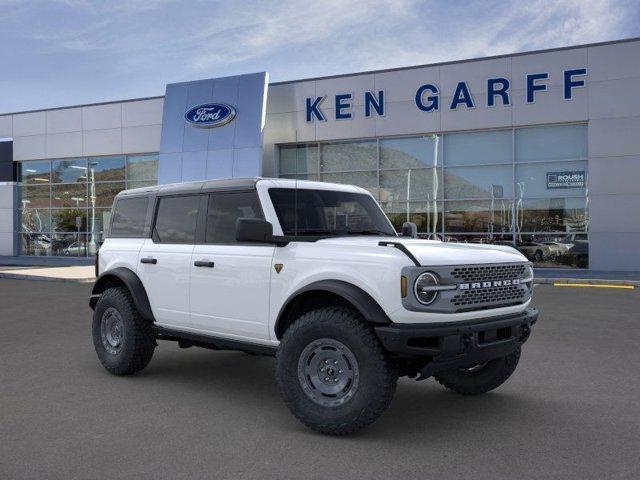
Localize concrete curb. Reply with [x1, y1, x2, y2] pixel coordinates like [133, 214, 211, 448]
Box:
[534, 278, 639, 287]
[0, 272, 95, 284]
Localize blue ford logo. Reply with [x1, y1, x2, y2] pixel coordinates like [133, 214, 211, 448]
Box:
[184, 103, 236, 128]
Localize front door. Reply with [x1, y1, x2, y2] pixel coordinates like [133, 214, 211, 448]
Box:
[189, 191, 274, 341]
[137, 194, 201, 330]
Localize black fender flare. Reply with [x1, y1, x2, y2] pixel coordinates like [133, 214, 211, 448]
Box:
[90, 267, 154, 321]
[275, 280, 391, 338]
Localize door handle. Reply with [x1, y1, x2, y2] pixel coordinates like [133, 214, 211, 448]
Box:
[194, 260, 215, 268]
[140, 257, 157, 264]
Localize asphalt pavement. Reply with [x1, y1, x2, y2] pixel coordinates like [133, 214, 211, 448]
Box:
[1, 279, 639, 480]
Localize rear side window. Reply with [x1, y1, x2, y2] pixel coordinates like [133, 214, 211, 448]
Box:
[205, 191, 263, 244]
[110, 197, 149, 237]
[153, 195, 200, 244]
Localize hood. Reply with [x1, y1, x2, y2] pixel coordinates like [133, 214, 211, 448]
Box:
[316, 236, 528, 266]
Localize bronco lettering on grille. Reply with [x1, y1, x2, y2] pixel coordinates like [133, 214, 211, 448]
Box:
[458, 278, 521, 290]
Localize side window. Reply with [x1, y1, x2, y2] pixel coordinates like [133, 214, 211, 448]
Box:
[111, 197, 149, 237]
[205, 191, 263, 244]
[153, 195, 200, 244]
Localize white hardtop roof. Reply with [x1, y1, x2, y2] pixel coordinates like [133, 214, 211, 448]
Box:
[117, 177, 370, 198]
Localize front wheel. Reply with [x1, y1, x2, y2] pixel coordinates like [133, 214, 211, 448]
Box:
[92, 287, 156, 375]
[276, 307, 397, 435]
[434, 348, 521, 395]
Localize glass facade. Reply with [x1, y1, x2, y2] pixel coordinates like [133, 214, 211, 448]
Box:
[278, 124, 588, 268]
[18, 154, 158, 257]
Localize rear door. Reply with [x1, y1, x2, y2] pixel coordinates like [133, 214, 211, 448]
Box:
[189, 191, 275, 341]
[137, 194, 201, 330]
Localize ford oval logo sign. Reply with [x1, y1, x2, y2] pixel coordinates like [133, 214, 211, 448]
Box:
[184, 103, 236, 128]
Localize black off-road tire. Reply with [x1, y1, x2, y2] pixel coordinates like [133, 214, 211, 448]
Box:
[276, 307, 397, 436]
[434, 347, 521, 395]
[92, 287, 156, 375]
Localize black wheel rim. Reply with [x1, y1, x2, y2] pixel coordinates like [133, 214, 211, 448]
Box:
[101, 307, 124, 355]
[297, 338, 359, 407]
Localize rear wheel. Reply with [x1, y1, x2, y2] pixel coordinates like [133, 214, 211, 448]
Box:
[92, 287, 156, 375]
[276, 307, 397, 435]
[434, 348, 521, 395]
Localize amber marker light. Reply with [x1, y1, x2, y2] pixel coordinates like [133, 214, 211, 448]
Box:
[401, 276, 408, 298]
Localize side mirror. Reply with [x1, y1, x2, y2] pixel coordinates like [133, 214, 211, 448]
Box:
[401, 222, 418, 238]
[236, 218, 274, 243]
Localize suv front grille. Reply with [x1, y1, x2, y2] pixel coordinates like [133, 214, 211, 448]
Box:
[451, 264, 527, 283]
[451, 284, 526, 308]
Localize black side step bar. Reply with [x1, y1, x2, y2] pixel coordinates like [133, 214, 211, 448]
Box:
[378, 241, 421, 266]
[153, 326, 277, 356]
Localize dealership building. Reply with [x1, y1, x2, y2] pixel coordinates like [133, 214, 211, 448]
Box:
[0, 37, 639, 271]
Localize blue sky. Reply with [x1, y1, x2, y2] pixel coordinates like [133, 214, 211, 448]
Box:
[0, 0, 638, 113]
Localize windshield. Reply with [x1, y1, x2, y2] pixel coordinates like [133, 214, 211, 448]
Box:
[268, 188, 396, 237]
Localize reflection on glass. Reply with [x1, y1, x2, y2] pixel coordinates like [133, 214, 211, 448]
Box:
[20, 160, 50, 184]
[126, 181, 157, 190]
[87, 233, 104, 255]
[279, 145, 319, 175]
[515, 233, 588, 269]
[443, 233, 515, 245]
[88, 156, 125, 182]
[515, 197, 588, 233]
[445, 200, 514, 233]
[321, 141, 377, 172]
[279, 173, 319, 181]
[444, 130, 512, 166]
[18, 154, 158, 257]
[382, 202, 442, 235]
[52, 183, 87, 208]
[51, 158, 88, 183]
[21, 185, 50, 209]
[94, 182, 125, 207]
[21, 233, 52, 256]
[380, 168, 441, 203]
[87, 208, 111, 233]
[516, 124, 587, 162]
[52, 209, 87, 232]
[515, 161, 587, 198]
[444, 165, 513, 199]
[20, 209, 51, 233]
[51, 233, 87, 257]
[126, 154, 159, 181]
[321, 171, 378, 199]
[380, 135, 441, 169]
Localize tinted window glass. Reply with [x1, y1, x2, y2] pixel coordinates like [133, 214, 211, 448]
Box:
[154, 195, 200, 244]
[269, 188, 396, 237]
[205, 192, 263, 244]
[111, 197, 149, 237]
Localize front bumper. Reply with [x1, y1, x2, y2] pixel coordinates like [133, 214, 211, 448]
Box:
[375, 308, 538, 379]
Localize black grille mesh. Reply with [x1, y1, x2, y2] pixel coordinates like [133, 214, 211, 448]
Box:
[451, 264, 527, 283]
[451, 285, 526, 308]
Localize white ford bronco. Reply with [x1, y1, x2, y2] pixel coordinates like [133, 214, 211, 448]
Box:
[90, 178, 537, 435]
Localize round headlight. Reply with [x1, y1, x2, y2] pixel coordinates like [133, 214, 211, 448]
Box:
[524, 264, 534, 290]
[414, 272, 439, 305]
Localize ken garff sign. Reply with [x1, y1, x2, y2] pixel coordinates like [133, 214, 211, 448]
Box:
[305, 68, 587, 122]
[185, 103, 237, 128]
[547, 170, 586, 189]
